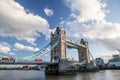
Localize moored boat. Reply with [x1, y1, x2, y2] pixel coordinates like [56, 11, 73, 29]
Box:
[108, 54, 120, 68]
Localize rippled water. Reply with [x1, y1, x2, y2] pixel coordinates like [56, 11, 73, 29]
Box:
[0, 70, 120, 80]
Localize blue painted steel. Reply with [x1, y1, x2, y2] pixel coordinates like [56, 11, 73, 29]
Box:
[21, 40, 60, 61]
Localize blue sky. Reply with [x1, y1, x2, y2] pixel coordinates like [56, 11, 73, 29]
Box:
[0, 0, 120, 61]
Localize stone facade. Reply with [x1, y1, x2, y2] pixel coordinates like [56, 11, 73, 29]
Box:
[51, 27, 66, 62]
[78, 40, 90, 68]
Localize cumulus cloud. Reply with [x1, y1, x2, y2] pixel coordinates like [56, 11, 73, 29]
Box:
[92, 22, 119, 50]
[83, 22, 120, 40]
[0, 42, 15, 55]
[60, 0, 120, 51]
[94, 52, 113, 62]
[0, 42, 11, 53]
[60, 20, 84, 40]
[9, 52, 15, 55]
[14, 43, 40, 52]
[44, 8, 53, 17]
[0, 0, 50, 45]
[61, 20, 120, 50]
[65, 0, 108, 22]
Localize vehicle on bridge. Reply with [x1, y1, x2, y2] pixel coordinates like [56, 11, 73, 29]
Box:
[0, 57, 15, 63]
[35, 59, 43, 62]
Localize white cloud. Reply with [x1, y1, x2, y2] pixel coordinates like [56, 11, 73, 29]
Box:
[0, 0, 50, 45]
[44, 8, 53, 17]
[61, 20, 120, 50]
[59, 0, 120, 51]
[14, 43, 40, 52]
[0, 42, 16, 55]
[74, 33, 80, 39]
[94, 53, 112, 59]
[93, 52, 113, 63]
[0, 42, 11, 53]
[9, 52, 15, 55]
[83, 22, 120, 40]
[65, 0, 108, 22]
[60, 20, 84, 40]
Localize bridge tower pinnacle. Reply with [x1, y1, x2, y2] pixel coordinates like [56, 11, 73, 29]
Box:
[51, 27, 66, 62]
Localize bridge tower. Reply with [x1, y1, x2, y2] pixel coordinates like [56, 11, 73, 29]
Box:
[78, 39, 90, 68]
[51, 27, 66, 62]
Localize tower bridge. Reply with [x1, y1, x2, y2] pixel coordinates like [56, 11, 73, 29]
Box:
[0, 26, 96, 73]
[51, 27, 91, 67]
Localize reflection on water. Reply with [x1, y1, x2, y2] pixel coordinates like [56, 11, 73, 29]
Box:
[0, 70, 120, 80]
[0, 70, 45, 80]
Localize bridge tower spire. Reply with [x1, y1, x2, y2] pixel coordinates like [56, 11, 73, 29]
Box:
[51, 26, 66, 62]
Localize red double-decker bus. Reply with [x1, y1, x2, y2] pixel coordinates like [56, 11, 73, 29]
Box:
[35, 59, 43, 62]
[1, 57, 15, 63]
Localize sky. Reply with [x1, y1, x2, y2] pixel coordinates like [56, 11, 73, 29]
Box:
[0, 0, 120, 61]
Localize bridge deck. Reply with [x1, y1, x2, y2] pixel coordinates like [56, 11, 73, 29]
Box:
[0, 62, 59, 65]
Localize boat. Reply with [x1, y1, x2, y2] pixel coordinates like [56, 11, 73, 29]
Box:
[108, 54, 120, 67]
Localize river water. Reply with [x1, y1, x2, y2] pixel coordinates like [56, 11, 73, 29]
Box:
[0, 70, 120, 80]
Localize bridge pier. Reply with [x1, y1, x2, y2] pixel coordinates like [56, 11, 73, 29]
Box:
[45, 61, 77, 75]
[45, 63, 59, 75]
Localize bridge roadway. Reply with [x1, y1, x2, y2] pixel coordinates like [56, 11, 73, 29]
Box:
[0, 61, 59, 65]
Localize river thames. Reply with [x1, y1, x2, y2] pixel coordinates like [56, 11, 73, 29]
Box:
[0, 70, 120, 80]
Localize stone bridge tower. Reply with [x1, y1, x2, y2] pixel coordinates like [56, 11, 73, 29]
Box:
[78, 39, 90, 68]
[50, 27, 91, 68]
[51, 27, 66, 62]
